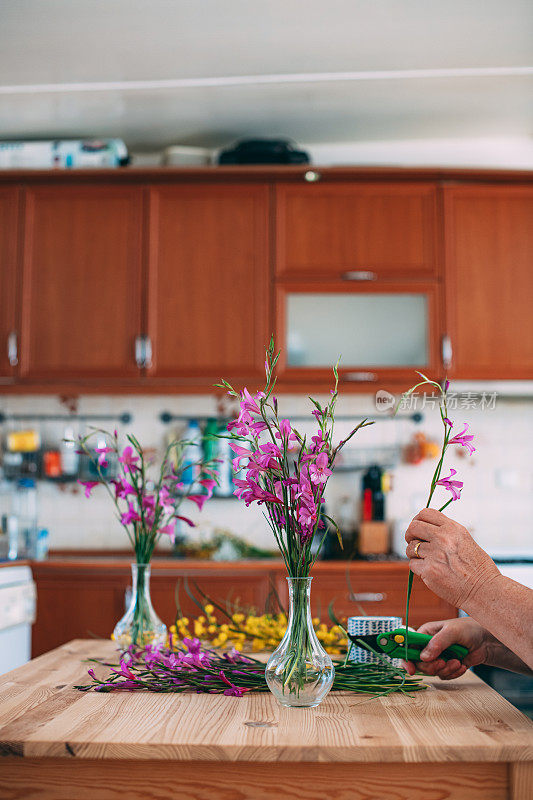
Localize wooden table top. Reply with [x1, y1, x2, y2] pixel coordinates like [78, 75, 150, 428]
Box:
[1, 639, 533, 765]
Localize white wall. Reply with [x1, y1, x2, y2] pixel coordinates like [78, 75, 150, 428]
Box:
[1, 390, 532, 558]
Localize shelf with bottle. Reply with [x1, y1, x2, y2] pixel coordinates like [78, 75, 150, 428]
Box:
[165, 417, 236, 500]
[0, 411, 130, 486]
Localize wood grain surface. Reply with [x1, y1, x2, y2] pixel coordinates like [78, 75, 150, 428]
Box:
[1, 640, 532, 799]
[0, 759, 510, 800]
[1, 639, 532, 765]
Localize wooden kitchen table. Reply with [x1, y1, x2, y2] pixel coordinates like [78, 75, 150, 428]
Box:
[0, 641, 532, 800]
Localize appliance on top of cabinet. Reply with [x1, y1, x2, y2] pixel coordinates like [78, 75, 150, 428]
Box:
[0, 139, 129, 169]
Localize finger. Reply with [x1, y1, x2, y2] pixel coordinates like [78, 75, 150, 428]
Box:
[417, 621, 446, 636]
[419, 627, 461, 661]
[415, 508, 447, 526]
[401, 660, 416, 676]
[413, 659, 446, 676]
[433, 659, 462, 679]
[408, 558, 424, 576]
[439, 665, 468, 681]
[405, 520, 436, 543]
[405, 540, 431, 560]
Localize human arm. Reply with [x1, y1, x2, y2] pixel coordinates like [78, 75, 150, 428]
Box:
[405, 508, 533, 672]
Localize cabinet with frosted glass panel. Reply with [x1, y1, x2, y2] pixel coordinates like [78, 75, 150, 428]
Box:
[275, 282, 442, 389]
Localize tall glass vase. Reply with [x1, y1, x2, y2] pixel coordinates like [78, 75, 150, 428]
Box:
[265, 577, 334, 708]
[113, 563, 167, 651]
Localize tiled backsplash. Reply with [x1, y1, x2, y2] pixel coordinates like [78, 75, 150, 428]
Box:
[1, 392, 532, 558]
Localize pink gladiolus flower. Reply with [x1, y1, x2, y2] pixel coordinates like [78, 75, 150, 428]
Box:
[436, 468, 463, 501]
[309, 452, 332, 485]
[120, 502, 141, 525]
[188, 494, 208, 510]
[142, 494, 155, 511]
[443, 417, 453, 427]
[199, 478, 217, 495]
[79, 480, 99, 498]
[119, 446, 140, 469]
[159, 523, 176, 543]
[448, 423, 476, 456]
[175, 514, 195, 527]
[249, 420, 269, 435]
[158, 486, 175, 515]
[218, 670, 251, 697]
[112, 477, 135, 500]
[275, 419, 298, 443]
[240, 388, 264, 415]
[298, 499, 317, 528]
[94, 445, 114, 467]
[310, 429, 327, 453]
[444, 379, 450, 391]
[227, 415, 253, 436]
[229, 442, 251, 471]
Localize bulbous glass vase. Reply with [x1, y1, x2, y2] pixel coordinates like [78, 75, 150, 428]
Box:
[113, 563, 167, 650]
[265, 577, 334, 708]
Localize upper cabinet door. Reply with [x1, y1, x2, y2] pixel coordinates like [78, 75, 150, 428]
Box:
[275, 182, 438, 280]
[444, 186, 533, 379]
[146, 184, 270, 381]
[0, 187, 20, 379]
[276, 281, 441, 388]
[20, 185, 143, 380]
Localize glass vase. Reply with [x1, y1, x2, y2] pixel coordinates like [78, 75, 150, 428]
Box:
[113, 563, 167, 651]
[265, 577, 334, 708]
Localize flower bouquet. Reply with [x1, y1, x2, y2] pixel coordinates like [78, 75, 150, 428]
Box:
[218, 339, 373, 707]
[78, 429, 216, 649]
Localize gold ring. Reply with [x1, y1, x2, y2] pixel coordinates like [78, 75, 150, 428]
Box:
[414, 540, 423, 558]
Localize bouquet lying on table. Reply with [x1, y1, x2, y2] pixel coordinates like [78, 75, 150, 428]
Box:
[76, 636, 426, 697]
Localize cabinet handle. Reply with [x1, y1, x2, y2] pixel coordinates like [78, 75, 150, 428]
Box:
[343, 371, 378, 382]
[442, 335, 453, 370]
[143, 336, 153, 369]
[304, 170, 321, 183]
[7, 332, 18, 366]
[134, 336, 145, 368]
[342, 270, 377, 282]
[349, 592, 386, 602]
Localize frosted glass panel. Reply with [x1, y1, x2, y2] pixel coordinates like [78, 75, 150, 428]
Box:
[286, 293, 428, 367]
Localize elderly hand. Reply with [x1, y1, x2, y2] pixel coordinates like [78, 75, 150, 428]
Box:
[402, 617, 496, 680]
[405, 508, 500, 608]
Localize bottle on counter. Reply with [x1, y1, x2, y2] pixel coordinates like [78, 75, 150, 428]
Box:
[60, 425, 79, 478]
[181, 419, 201, 485]
[12, 478, 38, 559]
[213, 420, 236, 497]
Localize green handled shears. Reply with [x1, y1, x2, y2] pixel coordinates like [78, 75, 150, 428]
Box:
[348, 627, 469, 662]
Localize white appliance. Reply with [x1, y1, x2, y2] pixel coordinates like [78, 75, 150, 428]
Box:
[0, 565, 36, 674]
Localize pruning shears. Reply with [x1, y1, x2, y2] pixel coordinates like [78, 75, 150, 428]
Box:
[348, 627, 469, 663]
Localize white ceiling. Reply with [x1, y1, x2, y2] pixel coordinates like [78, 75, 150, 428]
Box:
[0, 0, 532, 150]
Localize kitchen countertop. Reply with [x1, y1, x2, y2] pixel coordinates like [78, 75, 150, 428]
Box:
[1, 639, 532, 800]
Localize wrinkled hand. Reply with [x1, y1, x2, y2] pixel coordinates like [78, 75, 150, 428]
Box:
[405, 508, 500, 608]
[402, 617, 496, 680]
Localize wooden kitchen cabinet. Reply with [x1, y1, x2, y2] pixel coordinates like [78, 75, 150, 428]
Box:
[275, 182, 438, 281]
[31, 559, 455, 657]
[444, 185, 533, 379]
[0, 187, 20, 379]
[145, 183, 270, 383]
[19, 184, 144, 381]
[275, 281, 441, 387]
